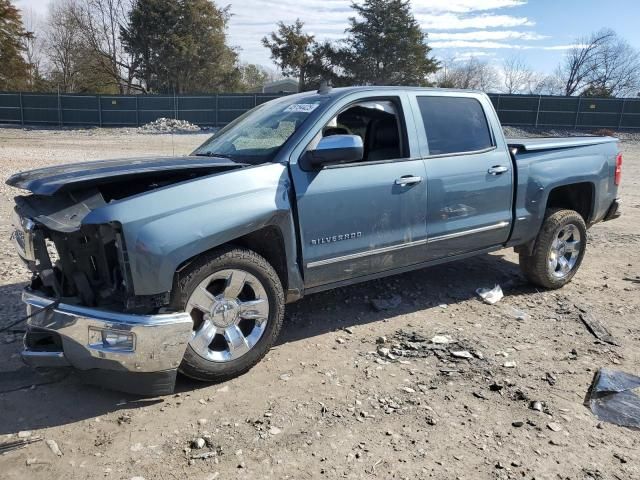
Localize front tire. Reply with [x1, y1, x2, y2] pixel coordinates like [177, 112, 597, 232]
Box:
[172, 247, 285, 382]
[519, 209, 587, 289]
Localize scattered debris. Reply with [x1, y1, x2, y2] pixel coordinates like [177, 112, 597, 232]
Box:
[450, 350, 473, 360]
[505, 306, 529, 321]
[503, 361, 517, 368]
[545, 372, 558, 386]
[585, 368, 640, 429]
[0, 436, 43, 454]
[547, 422, 563, 432]
[431, 335, 453, 345]
[530, 401, 543, 412]
[579, 312, 618, 345]
[371, 294, 402, 311]
[268, 426, 282, 436]
[46, 439, 63, 457]
[191, 438, 206, 449]
[476, 285, 504, 305]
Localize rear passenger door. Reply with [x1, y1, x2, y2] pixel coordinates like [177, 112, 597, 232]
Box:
[412, 94, 513, 260]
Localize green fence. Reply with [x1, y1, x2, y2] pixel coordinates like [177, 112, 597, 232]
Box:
[1, 91, 639, 129]
[0, 92, 284, 128]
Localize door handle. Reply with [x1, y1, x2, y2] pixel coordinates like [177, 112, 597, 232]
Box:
[488, 165, 509, 175]
[395, 175, 423, 186]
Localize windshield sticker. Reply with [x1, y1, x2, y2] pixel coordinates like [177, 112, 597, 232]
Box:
[283, 103, 319, 113]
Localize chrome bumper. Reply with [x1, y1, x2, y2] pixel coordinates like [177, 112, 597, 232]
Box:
[21, 289, 192, 391]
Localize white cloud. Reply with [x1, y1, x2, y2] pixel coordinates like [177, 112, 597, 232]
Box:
[416, 13, 534, 30]
[431, 40, 576, 50]
[411, 0, 526, 13]
[430, 30, 546, 41]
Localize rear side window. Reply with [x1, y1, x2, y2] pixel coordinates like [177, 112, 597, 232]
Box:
[417, 96, 493, 155]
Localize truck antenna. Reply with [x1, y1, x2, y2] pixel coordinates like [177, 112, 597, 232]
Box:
[317, 80, 332, 94]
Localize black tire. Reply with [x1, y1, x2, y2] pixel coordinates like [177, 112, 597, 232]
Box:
[519, 209, 587, 289]
[172, 246, 285, 382]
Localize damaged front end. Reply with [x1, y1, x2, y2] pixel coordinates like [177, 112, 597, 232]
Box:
[13, 189, 166, 313]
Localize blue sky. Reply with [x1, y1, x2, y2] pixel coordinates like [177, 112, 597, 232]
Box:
[15, 0, 640, 74]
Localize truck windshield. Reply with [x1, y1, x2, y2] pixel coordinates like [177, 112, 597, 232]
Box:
[192, 95, 330, 164]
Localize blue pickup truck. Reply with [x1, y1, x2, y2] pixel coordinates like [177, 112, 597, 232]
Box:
[8, 86, 622, 394]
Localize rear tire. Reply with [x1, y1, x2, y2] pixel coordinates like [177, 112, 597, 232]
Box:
[172, 246, 285, 383]
[519, 209, 587, 289]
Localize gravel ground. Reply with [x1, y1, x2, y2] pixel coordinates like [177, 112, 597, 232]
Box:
[0, 127, 639, 480]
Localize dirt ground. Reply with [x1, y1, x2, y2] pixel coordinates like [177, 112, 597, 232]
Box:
[0, 127, 638, 480]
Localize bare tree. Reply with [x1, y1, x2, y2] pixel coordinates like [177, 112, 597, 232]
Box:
[502, 55, 534, 94]
[22, 8, 46, 90]
[586, 35, 640, 97]
[558, 29, 614, 96]
[46, 0, 82, 92]
[435, 56, 499, 92]
[70, 0, 139, 93]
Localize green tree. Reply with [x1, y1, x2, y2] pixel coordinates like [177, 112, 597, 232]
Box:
[122, 0, 240, 93]
[238, 63, 270, 92]
[0, 0, 32, 90]
[262, 19, 317, 91]
[339, 0, 438, 86]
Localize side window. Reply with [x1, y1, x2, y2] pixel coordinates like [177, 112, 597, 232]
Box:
[417, 96, 493, 155]
[319, 99, 407, 163]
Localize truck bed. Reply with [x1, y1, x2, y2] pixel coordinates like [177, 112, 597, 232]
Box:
[507, 136, 618, 152]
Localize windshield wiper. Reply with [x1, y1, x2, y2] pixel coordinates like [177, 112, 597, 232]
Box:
[193, 152, 234, 159]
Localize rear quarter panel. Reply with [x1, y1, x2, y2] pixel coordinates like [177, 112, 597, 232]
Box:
[508, 141, 620, 246]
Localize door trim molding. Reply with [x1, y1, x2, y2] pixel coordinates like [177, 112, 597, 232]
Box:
[426, 221, 510, 243]
[306, 238, 427, 269]
[305, 221, 510, 269]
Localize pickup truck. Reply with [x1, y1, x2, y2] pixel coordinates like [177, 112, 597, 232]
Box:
[7, 86, 622, 395]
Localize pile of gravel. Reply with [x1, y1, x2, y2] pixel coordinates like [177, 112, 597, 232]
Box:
[138, 117, 202, 134]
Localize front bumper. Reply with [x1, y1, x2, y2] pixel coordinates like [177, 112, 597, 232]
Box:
[20, 289, 192, 395]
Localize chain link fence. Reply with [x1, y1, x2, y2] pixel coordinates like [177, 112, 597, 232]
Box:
[0, 91, 639, 129]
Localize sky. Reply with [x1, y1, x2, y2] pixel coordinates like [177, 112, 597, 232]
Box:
[14, 0, 640, 75]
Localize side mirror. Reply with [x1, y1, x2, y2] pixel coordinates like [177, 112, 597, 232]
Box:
[303, 134, 364, 169]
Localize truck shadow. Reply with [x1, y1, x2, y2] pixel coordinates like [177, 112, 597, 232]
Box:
[0, 252, 533, 433]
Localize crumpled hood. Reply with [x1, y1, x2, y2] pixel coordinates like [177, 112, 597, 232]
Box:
[6, 155, 243, 196]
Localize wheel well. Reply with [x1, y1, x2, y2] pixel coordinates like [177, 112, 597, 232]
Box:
[546, 183, 594, 223]
[231, 226, 288, 291]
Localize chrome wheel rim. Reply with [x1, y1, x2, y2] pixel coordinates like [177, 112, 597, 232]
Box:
[186, 269, 269, 363]
[548, 223, 582, 279]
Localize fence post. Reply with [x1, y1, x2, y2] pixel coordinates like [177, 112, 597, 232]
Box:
[496, 94, 501, 113]
[215, 94, 219, 127]
[254, 93, 257, 108]
[97, 95, 102, 127]
[573, 96, 582, 129]
[534, 95, 542, 127]
[19, 92, 24, 126]
[57, 89, 62, 127]
[618, 98, 626, 129]
[135, 95, 139, 127]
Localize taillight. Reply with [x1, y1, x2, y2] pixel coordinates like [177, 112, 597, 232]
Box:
[614, 153, 622, 186]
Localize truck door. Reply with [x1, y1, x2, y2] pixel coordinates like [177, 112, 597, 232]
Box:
[289, 95, 427, 289]
[412, 94, 513, 259]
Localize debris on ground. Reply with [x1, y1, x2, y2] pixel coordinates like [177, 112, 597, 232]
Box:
[585, 368, 640, 429]
[579, 312, 618, 345]
[45, 439, 63, 457]
[0, 436, 43, 454]
[476, 285, 504, 304]
[138, 118, 201, 134]
[370, 294, 402, 311]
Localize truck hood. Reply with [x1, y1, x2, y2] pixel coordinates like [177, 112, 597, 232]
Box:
[6, 155, 244, 196]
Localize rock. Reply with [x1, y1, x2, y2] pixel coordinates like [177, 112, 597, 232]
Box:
[336, 337, 346, 345]
[503, 361, 517, 368]
[17, 431, 32, 438]
[344, 327, 354, 334]
[431, 335, 453, 345]
[269, 427, 282, 436]
[197, 419, 208, 426]
[613, 453, 629, 464]
[378, 347, 391, 357]
[376, 336, 387, 344]
[489, 383, 504, 392]
[512, 421, 525, 428]
[192, 438, 206, 449]
[217, 385, 229, 393]
[530, 401, 543, 412]
[138, 118, 201, 134]
[46, 439, 63, 457]
[131, 477, 146, 480]
[547, 422, 563, 432]
[450, 350, 473, 359]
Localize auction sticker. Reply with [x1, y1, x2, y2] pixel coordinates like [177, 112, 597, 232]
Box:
[283, 103, 320, 113]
